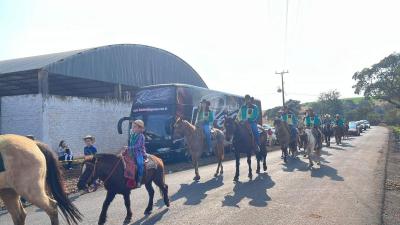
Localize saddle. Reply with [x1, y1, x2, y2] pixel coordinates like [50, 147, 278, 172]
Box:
[122, 153, 157, 189]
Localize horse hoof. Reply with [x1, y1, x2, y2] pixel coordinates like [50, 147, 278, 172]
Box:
[256, 169, 260, 174]
[193, 176, 200, 181]
[248, 174, 253, 180]
[144, 210, 152, 215]
[309, 163, 314, 168]
[214, 173, 218, 177]
[263, 166, 267, 171]
[123, 218, 132, 224]
[233, 177, 239, 182]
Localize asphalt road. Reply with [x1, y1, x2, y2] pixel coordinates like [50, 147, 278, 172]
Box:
[0, 126, 389, 225]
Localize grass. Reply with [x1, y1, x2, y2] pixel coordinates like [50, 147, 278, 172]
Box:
[392, 126, 400, 136]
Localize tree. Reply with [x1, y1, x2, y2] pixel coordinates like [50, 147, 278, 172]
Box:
[285, 99, 301, 115]
[353, 53, 400, 108]
[314, 90, 343, 116]
[264, 99, 301, 121]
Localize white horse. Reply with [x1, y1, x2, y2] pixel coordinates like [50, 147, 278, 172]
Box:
[304, 128, 321, 167]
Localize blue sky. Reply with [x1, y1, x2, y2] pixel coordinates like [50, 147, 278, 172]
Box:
[1, 0, 400, 109]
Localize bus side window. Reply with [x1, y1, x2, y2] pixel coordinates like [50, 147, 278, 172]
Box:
[191, 107, 199, 124]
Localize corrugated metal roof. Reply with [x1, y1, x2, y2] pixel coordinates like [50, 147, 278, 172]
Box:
[0, 44, 207, 88]
[0, 49, 87, 74]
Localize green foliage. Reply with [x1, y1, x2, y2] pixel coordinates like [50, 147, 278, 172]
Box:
[353, 53, 400, 108]
[264, 99, 301, 120]
[312, 90, 344, 116]
[392, 126, 400, 136]
[383, 109, 400, 125]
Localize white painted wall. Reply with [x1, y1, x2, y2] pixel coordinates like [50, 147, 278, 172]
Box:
[0, 94, 44, 139]
[0, 94, 131, 157]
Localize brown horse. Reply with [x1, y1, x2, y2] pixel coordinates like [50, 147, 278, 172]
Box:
[77, 153, 169, 225]
[224, 118, 256, 181]
[173, 118, 225, 181]
[0, 134, 82, 225]
[273, 119, 291, 162]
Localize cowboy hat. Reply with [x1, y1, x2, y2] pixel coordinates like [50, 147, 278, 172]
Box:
[83, 135, 95, 142]
[133, 119, 145, 128]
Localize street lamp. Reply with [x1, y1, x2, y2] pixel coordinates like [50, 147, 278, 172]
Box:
[275, 70, 289, 107]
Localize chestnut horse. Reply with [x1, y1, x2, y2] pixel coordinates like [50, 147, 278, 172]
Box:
[173, 118, 225, 181]
[0, 134, 82, 225]
[77, 153, 169, 225]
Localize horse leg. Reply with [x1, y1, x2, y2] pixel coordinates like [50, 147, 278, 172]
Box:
[256, 150, 261, 174]
[98, 191, 116, 225]
[144, 183, 155, 215]
[20, 187, 58, 225]
[263, 152, 267, 171]
[153, 171, 170, 207]
[247, 154, 252, 180]
[0, 189, 26, 225]
[307, 147, 313, 167]
[233, 151, 240, 182]
[122, 192, 132, 224]
[192, 155, 200, 181]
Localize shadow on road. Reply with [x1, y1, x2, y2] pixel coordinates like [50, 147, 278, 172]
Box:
[222, 173, 275, 208]
[310, 164, 344, 181]
[282, 157, 309, 172]
[130, 208, 169, 225]
[156, 176, 224, 207]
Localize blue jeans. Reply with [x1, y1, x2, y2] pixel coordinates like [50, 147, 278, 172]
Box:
[289, 125, 297, 142]
[202, 124, 212, 150]
[136, 153, 144, 183]
[250, 122, 260, 145]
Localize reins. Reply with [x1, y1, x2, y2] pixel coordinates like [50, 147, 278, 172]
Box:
[103, 158, 122, 185]
[85, 156, 122, 186]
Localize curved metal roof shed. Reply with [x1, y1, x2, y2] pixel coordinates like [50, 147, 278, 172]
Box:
[0, 44, 207, 98]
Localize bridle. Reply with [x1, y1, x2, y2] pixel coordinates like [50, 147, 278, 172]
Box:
[83, 157, 122, 186]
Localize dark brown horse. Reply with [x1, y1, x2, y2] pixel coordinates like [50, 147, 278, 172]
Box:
[224, 118, 257, 181]
[257, 129, 268, 173]
[77, 154, 169, 225]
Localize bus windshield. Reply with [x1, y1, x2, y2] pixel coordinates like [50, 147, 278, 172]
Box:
[134, 114, 175, 140]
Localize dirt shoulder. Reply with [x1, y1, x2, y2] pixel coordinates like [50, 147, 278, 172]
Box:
[382, 129, 400, 225]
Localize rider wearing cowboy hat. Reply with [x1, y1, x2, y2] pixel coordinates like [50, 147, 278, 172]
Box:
[304, 108, 323, 149]
[196, 99, 214, 155]
[280, 106, 298, 142]
[237, 94, 260, 151]
[335, 114, 345, 127]
[127, 119, 147, 187]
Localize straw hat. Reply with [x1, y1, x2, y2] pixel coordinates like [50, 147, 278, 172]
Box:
[83, 135, 95, 142]
[133, 119, 145, 128]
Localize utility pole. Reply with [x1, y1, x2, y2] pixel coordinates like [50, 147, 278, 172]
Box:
[276, 70, 289, 107]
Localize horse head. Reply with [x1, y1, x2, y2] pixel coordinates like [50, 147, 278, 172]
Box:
[223, 117, 237, 141]
[77, 156, 97, 190]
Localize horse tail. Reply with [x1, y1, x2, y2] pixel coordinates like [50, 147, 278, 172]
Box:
[35, 142, 83, 225]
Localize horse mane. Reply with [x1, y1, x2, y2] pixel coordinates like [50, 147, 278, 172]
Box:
[95, 153, 121, 161]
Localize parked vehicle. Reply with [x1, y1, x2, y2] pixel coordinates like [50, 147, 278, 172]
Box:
[348, 121, 361, 136]
[361, 120, 370, 129]
[118, 83, 262, 161]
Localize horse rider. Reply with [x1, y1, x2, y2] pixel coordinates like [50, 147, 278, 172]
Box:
[280, 106, 298, 143]
[335, 114, 345, 128]
[237, 94, 260, 151]
[196, 99, 214, 155]
[304, 108, 323, 149]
